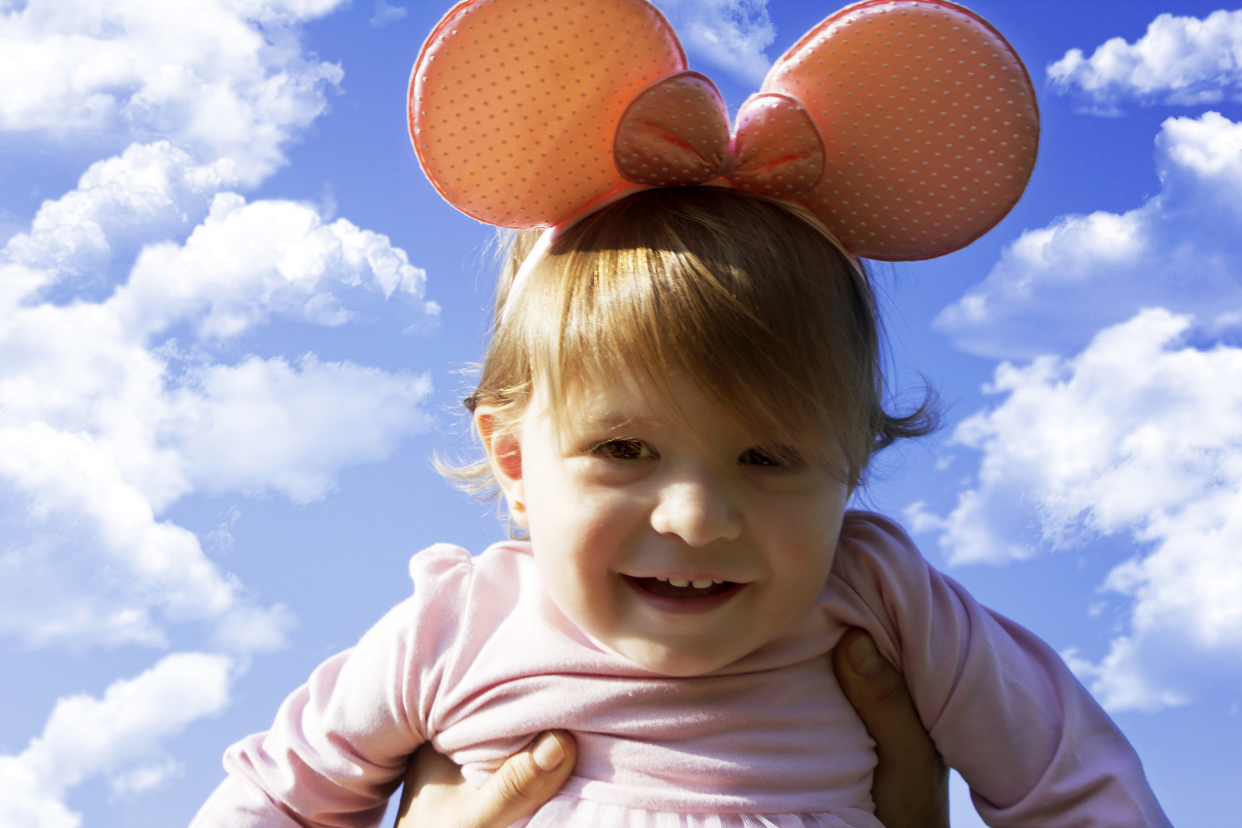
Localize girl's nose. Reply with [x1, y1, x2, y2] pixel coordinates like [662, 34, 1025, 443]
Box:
[650, 475, 742, 546]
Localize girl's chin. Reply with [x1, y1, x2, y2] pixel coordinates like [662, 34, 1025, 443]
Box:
[601, 627, 757, 677]
[612, 643, 734, 677]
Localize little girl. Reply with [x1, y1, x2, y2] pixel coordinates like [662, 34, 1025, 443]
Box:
[193, 1, 1171, 826]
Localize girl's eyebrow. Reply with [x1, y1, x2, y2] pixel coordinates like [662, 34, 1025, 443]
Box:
[581, 413, 659, 431]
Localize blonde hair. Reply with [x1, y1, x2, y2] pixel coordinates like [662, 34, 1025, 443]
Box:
[447, 187, 935, 495]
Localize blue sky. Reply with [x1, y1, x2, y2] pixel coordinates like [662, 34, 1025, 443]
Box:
[1, 1, 1239, 826]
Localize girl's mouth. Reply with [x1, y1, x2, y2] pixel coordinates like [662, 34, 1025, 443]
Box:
[622, 575, 743, 614]
[633, 577, 734, 598]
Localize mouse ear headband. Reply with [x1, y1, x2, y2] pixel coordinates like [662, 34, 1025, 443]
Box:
[409, 0, 1038, 265]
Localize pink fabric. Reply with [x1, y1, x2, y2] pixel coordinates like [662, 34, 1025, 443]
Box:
[190, 512, 1169, 827]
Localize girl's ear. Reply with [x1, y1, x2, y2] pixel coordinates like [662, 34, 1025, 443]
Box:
[474, 405, 528, 527]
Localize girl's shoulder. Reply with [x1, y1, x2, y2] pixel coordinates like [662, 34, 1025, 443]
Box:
[405, 539, 540, 610]
[407, 538, 534, 576]
[828, 511, 942, 623]
[825, 510, 958, 675]
[836, 510, 926, 572]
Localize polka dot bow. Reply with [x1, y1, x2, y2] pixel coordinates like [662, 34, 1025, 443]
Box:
[409, 0, 1039, 261]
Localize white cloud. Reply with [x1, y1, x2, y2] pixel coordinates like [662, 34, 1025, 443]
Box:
[935, 111, 1242, 360]
[170, 354, 433, 503]
[1049, 10, 1242, 113]
[0, 167, 435, 649]
[0, 422, 233, 649]
[0, 0, 439, 656]
[653, 0, 774, 86]
[1, 155, 438, 480]
[0, 422, 300, 652]
[108, 757, 183, 796]
[370, 1, 406, 28]
[203, 505, 241, 555]
[911, 309, 1242, 710]
[0, 0, 346, 185]
[0, 652, 231, 828]
[1, 141, 235, 304]
[110, 192, 437, 341]
[0, 0, 443, 820]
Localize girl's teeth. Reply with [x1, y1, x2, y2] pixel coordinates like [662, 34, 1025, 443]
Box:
[650, 576, 725, 588]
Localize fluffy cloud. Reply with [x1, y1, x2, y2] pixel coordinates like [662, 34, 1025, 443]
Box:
[169, 354, 433, 504]
[0, 0, 346, 184]
[908, 309, 1242, 710]
[0, 423, 238, 649]
[0, 159, 436, 649]
[0, 420, 299, 653]
[111, 191, 437, 341]
[935, 111, 1242, 360]
[2, 141, 235, 304]
[370, 1, 407, 28]
[654, 0, 774, 86]
[0, 652, 232, 828]
[1048, 10, 1242, 113]
[0, 0, 442, 821]
[0, 145, 432, 815]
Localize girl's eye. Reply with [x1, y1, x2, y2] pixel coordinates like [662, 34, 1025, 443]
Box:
[740, 446, 804, 468]
[590, 438, 652, 461]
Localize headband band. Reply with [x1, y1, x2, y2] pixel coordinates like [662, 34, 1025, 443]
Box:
[409, 0, 1039, 272]
[501, 184, 862, 324]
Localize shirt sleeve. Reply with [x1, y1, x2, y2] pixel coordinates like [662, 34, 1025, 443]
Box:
[827, 512, 1171, 828]
[189, 545, 474, 828]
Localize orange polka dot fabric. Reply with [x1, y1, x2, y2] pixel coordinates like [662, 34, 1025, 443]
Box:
[615, 72, 730, 188]
[408, 0, 1039, 260]
[765, 0, 1039, 260]
[731, 94, 825, 199]
[409, 0, 684, 229]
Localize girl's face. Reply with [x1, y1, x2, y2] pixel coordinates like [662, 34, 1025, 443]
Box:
[477, 377, 848, 677]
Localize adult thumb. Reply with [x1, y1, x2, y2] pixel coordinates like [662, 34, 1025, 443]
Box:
[473, 731, 578, 826]
[395, 731, 576, 828]
[832, 628, 949, 828]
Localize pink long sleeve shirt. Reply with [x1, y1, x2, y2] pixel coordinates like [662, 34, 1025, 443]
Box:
[191, 512, 1170, 827]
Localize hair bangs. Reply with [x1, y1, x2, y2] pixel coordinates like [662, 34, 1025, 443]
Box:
[449, 187, 937, 500]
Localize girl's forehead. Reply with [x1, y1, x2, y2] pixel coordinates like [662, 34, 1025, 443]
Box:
[540, 369, 707, 415]
[537, 374, 810, 448]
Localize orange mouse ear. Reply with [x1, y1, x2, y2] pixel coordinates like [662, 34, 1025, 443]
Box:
[409, 0, 686, 229]
[763, 0, 1040, 261]
[410, 0, 1039, 263]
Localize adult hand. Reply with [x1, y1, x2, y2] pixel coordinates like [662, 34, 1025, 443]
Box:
[395, 630, 949, 828]
[832, 628, 950, 828]
[394, 730, 576, 828]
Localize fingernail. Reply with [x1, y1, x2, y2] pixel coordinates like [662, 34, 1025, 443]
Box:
[532, 732, 565, 772]
[848, 633, 883, 678]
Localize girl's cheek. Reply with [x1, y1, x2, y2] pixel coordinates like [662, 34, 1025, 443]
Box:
[572, 459, 652, 488]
